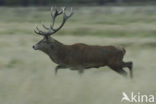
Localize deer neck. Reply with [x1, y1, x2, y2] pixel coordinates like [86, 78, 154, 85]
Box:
[45, 39, 67, 64]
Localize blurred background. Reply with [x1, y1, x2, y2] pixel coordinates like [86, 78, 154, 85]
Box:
[1, 0, 156, 6]
[0, 0, 156, 104]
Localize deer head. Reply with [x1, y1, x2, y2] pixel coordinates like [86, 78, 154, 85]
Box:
[33, 7, 73, 53]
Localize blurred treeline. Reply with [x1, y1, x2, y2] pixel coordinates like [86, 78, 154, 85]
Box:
[0, 0, 156, 6]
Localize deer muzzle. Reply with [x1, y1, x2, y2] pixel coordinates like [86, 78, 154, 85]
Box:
[32, 45, 38, 50]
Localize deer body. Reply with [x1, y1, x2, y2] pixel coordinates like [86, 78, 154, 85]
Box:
[63, 44, 124, 68]
[33, 7, 133, 78]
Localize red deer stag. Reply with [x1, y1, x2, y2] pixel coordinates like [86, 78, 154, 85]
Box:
[33, 7, 133, 78]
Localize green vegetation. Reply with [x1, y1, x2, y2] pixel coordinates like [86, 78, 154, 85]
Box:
[0, 6, 156, 37]
[1, 0, 156, 6]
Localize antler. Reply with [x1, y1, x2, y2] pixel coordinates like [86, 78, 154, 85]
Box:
[34, 7, 73, 36]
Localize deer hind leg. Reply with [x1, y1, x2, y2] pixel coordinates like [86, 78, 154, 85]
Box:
[109, 66, 128, 78]
[122, 61, 133, 79]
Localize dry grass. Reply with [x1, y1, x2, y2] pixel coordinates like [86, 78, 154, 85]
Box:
[1, 6, 156, 37]
[0, 6, 156, 104]
[0, 34, 156, 104]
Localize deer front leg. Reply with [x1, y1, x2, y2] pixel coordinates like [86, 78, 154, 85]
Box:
[55, 65, 65, 75]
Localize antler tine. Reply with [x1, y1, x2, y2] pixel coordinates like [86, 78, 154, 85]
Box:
[42, 24, 49, 30]
[42, 7, 63, 32]
[50, 7, 64, 31]
[35, 27, 50, 36]
[34, 29, 39, 35]
[34, 7, 73, 37]
[57, 8, 63, 15]
[50, 7, 56, 30]
[48, 7, 74, 33]
[34, 26, 49, 36]
[63, 7, 74, 20]
[40, 7, 57, 31]
[34, 26, 42, 35]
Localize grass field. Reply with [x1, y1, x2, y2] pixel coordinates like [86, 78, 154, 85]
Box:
[0, 6, 156, 104]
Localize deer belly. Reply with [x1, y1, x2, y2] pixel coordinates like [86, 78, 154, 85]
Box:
[69, 54, 107, 67]
[83, 56, 107, 67]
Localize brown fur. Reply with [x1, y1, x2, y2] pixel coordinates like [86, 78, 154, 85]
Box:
[33, 37, 133, 78]
[33, 7, 133, 78]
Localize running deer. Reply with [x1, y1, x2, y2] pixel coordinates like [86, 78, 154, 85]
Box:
[33, 7, 133, 78]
